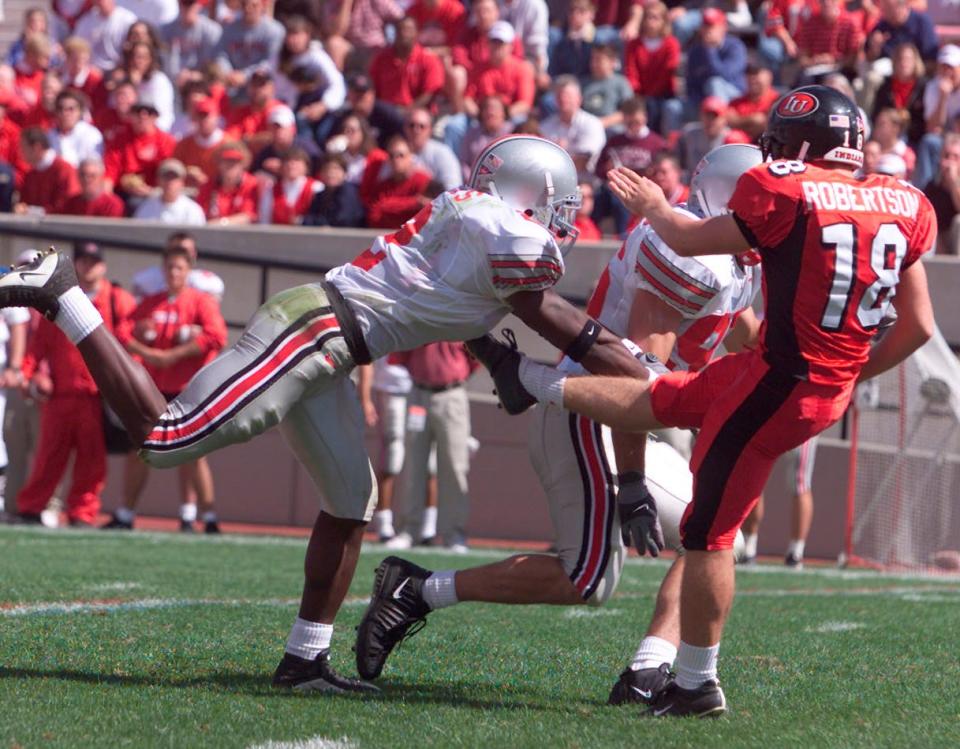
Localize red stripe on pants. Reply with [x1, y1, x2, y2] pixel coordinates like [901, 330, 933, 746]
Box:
[573, 415, 610, 594]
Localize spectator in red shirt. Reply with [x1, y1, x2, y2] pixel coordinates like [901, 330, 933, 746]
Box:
[259, 146, 323, 224]
[0, 64, 31, 125]
[224, 68, 282, 154]
[872, 41, 928, 145]
[623, 1, 682, 134]
[94, 78, 137, 149]
[363, 133, 434, 228]
[14, 243, 136, 527]
[105, 100, 176, 206]
[22, 71, 61, 130]
[14, 34, 51, 111]
[119, 243, 228, 533]
[0, 103, 30, 191]
[173, 96, 225, 189]
[464, 21, 535, 120]
[61, 156, 126, 216]
[15, 126, 80, 215]
[407, 0, 467, 51]
[574, 181, 602, 241]
[61, 36, 103, 108]
[450, 0, 523, 77]
[727, 63, 780, 141]
[198, 141, 260, 224]
[795, 0, 863, 78]
[368, 16, 445, 114]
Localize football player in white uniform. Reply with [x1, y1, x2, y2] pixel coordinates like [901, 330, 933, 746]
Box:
[0, 135, 654, 693]
[353, 145, 764, 690]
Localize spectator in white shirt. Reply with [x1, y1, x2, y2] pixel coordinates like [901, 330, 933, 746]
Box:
[47, 90, 103, 167]
[122, 41, 176, 132]
[276, 16, 345, 115]
[499, 0, 550, 84]
[403, 107, 462, 191]
[539, 75, 606, 179]
[134, 158, 207, 225]
[118, 0, 179, 28]
[74, 0, 137, 72]
[915, 44, 960, 188]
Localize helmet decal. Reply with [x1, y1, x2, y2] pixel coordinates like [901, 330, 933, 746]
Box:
[828, 114, 849, 128]
[776, 92, 819, 118]
[477, 151, 504, 176]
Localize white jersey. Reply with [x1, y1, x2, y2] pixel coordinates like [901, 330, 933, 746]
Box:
[131, 266, 226, 303]
[571, 206, 760, 373]
[326, 189, 563, 359]
[0, 307, 30, 370]
[372, 357, 412, 395]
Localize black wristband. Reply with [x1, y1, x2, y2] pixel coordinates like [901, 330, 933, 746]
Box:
[617, 470, 645, 485]
[563, 319, 602, 362]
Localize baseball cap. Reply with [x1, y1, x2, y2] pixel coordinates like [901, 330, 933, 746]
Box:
[489, 20, 515, 44]
[220, 146, 245, 161]
[193, 96, 217, 117]
[157, 158, 186, 179]
[938, 44, 960, 68]
[249, 67, 272, 85]
[132, 101, 160, 115]
[267, 105, 296, 128]
[702, 7, 727, 26]
[74, 241, 104, 262]
[875, 153, 907, 177]
[347, 73, 373, 93]
[701, 96, 727, 115]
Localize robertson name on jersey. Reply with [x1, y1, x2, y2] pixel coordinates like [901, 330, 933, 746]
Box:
[729, 160, 937, 387]
[569, 206, 760, 374]
[326, 189, 564, 358]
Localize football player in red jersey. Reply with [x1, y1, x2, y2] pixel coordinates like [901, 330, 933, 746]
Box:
[475, 85, 937, 716]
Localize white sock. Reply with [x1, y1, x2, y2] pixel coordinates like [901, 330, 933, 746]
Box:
[674, 641, 719, 690]
[115, 506, 135, 523]
[787, 539, 805, 559]
[420, 506, 437, 539]
[422, 570, 458, 610]
[743, 532, 758, 559]
[55, 286, 104, 344]
[285, 617, 333, 660]
[180, 503, 197, 522]
[631, 636, 678, 671]
[202, 511, 218, 523]
[374, 509, 394, 537]
[518, 358, 566, 406]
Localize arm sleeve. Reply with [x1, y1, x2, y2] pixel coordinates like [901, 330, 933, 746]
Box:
[632, 229, 722, 317]
[481, 223, 565, 300]
[727, 165, 802, 249]
[903, 194, 938, 269]
[317, 48, 346, 110]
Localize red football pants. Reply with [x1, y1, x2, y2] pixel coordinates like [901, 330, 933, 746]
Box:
[16, 395, 106, 524]
[649, 351, 851, 550]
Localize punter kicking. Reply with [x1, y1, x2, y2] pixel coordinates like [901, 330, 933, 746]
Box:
[353, 145, 763, 700]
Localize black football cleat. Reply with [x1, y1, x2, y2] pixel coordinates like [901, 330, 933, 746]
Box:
[784, 552, 804, 569]
[355, 556, 432, 680]
[204, 519, 222, 534]
[608, 663, 673, 706]
[464, 329, 536, 415]
[272, 649, 379, 694]
[101, 513, 133, 530]
[0, 248, 79, 320]
[646, 678, 727, 718]
[179, 519, 195, 533]
[4, 512, 43, 525]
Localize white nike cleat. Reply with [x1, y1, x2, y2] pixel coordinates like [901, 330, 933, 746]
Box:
[384, 531, 413, 550]
[0, 247, 79, 320]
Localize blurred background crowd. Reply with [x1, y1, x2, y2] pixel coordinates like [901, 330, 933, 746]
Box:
[0, 0, 954, 245]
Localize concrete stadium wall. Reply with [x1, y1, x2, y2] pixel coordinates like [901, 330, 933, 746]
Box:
[1, 215, 957, 559]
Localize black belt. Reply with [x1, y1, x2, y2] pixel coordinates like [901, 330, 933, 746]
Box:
[322, 280, 372, 366]
[414, 380, 466, 393]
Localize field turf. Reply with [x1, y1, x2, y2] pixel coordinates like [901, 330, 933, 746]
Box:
[2, 525, 960, 749]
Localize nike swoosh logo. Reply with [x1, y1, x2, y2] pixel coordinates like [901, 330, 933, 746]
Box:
[630, 686, 653, 699]
[392, 577, 410, 600]
[653, 703, 674, 716]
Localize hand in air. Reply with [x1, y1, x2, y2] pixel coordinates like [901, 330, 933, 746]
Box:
[607, 167, 666, 218]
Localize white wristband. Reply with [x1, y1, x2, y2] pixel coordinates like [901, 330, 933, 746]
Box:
[56, 286, 104, 344]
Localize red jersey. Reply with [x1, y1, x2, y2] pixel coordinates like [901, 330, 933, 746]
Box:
[624, 35, 681, 98]
[467, 56, 536, 108]
[21, 156, 80, 213]
[61, 191, 126, 217]
[450, 27, 524, 75]
[368, 44, 445, 107]
[0, 117, 30, 188]
[14, 67, 44, 109]
[574, 215, 602, 241]
[105, 128, 176, 185]
[224, 99, 282, 141]
[197, 172, 259, 221]
[365, 169, 432, 228]
[132, 286, 227, 394]
[407, 0, 467, 48]
[728, 88, 780, 118]
[21, 104, 54, 130]
[270, 177, 319, 225]
[22, 281, 135, 396]
[729, 161, 936, 387]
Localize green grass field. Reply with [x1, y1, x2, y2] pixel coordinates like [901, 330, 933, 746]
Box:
[2, 525, 960, 749]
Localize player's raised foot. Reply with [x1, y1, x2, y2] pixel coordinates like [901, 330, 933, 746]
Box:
[784, 552, 804, 569]
[272, 650, 380, 694]
[0, 248, 78, 320]
[101, 513, 133, 530]
[646, 679, 727, 718]
[464, 329, 536, 415]
[608, 663, 673, 706]
[355, 556, 432, 680]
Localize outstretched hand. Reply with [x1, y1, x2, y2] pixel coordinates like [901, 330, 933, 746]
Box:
[606, 167, 668, 218]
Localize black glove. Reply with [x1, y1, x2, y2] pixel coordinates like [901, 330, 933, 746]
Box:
[617, 471, 664, 557]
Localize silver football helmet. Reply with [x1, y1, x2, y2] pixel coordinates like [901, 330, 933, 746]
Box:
[687, 143, 764, 218]
[468, 135, 582, 255]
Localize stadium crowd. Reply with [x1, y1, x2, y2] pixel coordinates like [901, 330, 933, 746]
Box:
[0, 0, 958, 533]
[0, 0, 954, 243]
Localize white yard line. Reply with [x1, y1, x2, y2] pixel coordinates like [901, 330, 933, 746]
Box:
[805, 621, 866, 633]
[0, 596, 370, 618]
[247, 738, 357, 749]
